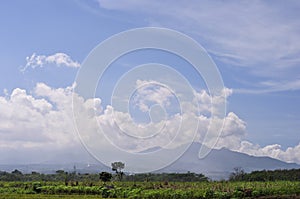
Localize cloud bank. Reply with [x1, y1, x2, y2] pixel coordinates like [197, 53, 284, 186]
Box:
[0, 82, 300, 164]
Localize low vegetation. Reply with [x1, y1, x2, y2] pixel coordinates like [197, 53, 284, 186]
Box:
[229, 167, 300, 181]
[0, 165, 299, 198]
[0, 180, 299, 198]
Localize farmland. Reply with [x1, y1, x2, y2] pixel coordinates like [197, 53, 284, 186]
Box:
[0, 181, 299, 199]
[1, 169, 299, 198]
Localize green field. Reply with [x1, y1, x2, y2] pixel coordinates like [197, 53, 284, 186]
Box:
[0, 194, 105, 199]
[0, 181, 299, 199]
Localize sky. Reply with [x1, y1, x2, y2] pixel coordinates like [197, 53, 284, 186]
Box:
[0, 0, 300, 170]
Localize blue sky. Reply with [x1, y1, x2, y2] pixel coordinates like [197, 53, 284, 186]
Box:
[0, 0, 300, 167]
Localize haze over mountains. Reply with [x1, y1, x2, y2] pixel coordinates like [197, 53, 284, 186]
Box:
[0, 142, 298, 180]
[159, 143, 299, 179]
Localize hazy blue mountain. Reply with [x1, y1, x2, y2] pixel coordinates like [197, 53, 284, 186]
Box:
[159, 142, 300, 180]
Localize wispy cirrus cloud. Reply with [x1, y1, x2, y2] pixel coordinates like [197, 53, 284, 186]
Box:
[234, 79, 300, 94]
[98, 0, 300, 70]
[21, 52, 80, 72]
[97, 0, 300, 91]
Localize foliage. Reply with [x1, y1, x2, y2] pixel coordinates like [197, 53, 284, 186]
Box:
[111, 161, 125, 181]
[229, 167, 245, 181]
[99, 172, 112, 182]
[229, 168, 300, 181]
[1, 168, 300, 198]
[124, 172, 208, 182]
[0, 169, 208, 183]
[0, 181, 299, 198]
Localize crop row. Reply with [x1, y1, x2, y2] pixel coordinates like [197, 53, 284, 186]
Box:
[0, 181, 299, 199]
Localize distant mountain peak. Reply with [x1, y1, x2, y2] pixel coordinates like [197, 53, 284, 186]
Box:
[157, 142, 300, 180]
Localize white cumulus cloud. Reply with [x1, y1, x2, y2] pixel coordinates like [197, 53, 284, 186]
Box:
[237, 141, 300, 164]
[0, 82, 299, 164]
[21, 52, 80, 72]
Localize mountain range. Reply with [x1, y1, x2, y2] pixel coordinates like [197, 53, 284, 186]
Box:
[159, 142, 299, 179]
[0, 142, 298, 180]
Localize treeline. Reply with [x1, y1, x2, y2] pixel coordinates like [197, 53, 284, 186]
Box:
[0, 169, 208, 182]
[0, 169, 98, 183]
[230, 168, 300, 181]
[2, 168, 300, 182]
[124, 172, 208, 182]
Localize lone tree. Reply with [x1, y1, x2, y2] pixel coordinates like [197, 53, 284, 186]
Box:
[111, 162, 125, 181]
[229, 167, 245, 181]
[99, 172, 112, 182]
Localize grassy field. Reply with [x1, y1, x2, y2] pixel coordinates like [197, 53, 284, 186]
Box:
[0, 181, 299, 198]
[0, 194, 105, 199]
